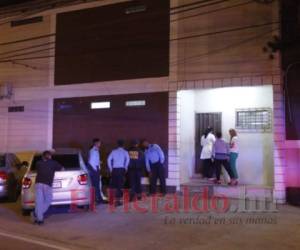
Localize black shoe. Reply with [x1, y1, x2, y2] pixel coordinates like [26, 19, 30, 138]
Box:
[129, 195, 136, 202]
[30, 211, 37, 224]
[37, 220, 44, 225]
[115, 201, 123, 207]
[96, 200, 109, 205]
[100, 200, 109, 204]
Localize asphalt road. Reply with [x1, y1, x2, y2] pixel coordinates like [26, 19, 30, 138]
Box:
[0, 234, 66, 250]
[0, 197, 300, 250]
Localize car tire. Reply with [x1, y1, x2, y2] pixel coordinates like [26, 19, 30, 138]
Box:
[7, 189, 18, 202]
[22, 209, 32, 216]
[77, 205, 90, 211]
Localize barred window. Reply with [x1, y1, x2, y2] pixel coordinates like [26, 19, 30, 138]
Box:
[236, 108, 272, 132]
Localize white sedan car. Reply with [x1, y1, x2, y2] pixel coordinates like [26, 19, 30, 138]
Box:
[21, 149, 92, 215]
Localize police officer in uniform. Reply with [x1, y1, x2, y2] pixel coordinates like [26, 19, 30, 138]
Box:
[88, 138, 107, 204]
[128, 140, 144, 201]
[107, 139, 130, 206]
[142, 139, 166, 195]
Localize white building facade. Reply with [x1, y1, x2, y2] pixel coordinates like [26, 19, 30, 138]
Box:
[0, 0, 289, 203]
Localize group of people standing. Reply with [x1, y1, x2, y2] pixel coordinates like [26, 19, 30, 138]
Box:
[88, 138, 166, 207]
[200, 128, 239, 185]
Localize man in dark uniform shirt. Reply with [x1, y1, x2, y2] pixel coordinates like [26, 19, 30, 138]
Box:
[31, 151, 63, 225]
[128, 140, 144, 201]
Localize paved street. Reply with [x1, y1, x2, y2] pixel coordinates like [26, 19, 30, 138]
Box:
[0, 197, 300, 250]
[0, 235, 61, 250]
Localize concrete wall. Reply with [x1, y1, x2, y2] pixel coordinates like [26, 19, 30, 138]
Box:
[170, 0, 280, 82]
[0, 99, 51, 152]
[179, 86, 274, 186]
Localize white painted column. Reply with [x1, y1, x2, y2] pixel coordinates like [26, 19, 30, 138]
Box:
[272, 75, 286, 203]
[167, 84, 180, 190]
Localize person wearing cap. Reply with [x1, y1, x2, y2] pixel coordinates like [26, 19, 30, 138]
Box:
[107, 139, 130, 206]
[128, 140, 144, 200]
[142, 139, 166, 195]
[31, 151, 63, 225]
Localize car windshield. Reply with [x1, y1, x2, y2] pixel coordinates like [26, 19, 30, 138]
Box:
[30, 154, 80, 171]
[0, 155, 5, 168]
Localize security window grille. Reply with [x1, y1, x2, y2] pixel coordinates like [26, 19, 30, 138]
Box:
[236, 108, 272, 132]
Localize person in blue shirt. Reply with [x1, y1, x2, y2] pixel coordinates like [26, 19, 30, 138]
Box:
[142, 139, 166, 195]
[128, 139, 144, 201]
[107, 139, 130, 206]
[212, 132, 234, 185]
[88, 138, 107, 204]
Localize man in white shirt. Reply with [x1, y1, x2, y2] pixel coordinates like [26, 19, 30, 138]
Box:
[107, 139, 130, 206]
[200, 127, 216, 179]
[88, 138, 106, 204]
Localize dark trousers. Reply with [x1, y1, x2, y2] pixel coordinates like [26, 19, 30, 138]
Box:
[214, 159, 234, 181]
[128, 168, 142, 197]
[110, 168, 126, 199]
[88, 166, 103, 202]
[150, 162, 166, 194]
[202, 159, 214, 178]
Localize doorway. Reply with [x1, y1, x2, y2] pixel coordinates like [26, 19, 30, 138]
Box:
[195, 112, 222, 175]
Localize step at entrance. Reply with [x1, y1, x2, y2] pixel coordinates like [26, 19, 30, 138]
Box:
[180, 180, 274, 201]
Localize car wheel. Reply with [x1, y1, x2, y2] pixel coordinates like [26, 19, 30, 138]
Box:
[22, 209, 32, 216]
[77, 205, 90, 211]
[8, 189, 18, 202]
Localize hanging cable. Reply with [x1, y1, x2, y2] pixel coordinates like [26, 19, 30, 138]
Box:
[171, 0, 231, 15]
[0, 33, 55, 46]
[0, 41, 54, 56]
[0, 47, 55, 60]
[0, 21, 279, 63]
[0, 0, 105, 26]
[170, 27, 278, 65]
[171, 1, 254, 22]
[170, 0, 216, 10]
[170, 21, 279, 41]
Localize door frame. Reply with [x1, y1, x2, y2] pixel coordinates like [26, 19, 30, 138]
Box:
[193, 112, 222, 178]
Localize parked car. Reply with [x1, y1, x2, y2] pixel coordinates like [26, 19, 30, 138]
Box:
[21, 149, 91, 215]
[0, 153, 27, 201]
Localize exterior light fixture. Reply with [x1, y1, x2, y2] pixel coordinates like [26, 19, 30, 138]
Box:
[125, 5, 147, 14]
[91, 102, 110, 109]
[125, 100, 146, 107]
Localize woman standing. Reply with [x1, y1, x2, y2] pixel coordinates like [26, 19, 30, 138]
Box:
[229, 129, 239, 185]
[200, 127, 216, 179]
[212, 132, 234, 185]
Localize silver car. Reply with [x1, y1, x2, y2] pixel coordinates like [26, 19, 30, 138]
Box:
[21, 149, 92, 215]
[0, 153, 26, 201]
